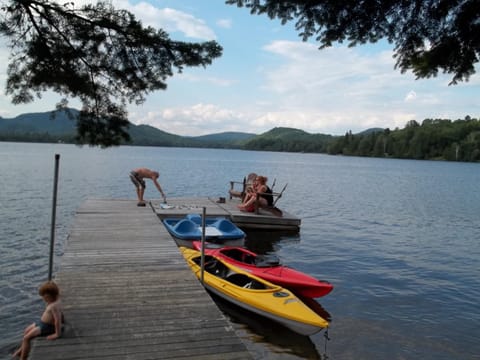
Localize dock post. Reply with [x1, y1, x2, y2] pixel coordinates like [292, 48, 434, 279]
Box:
[48, 154, 60, 281]
[200, 206, 206, 283]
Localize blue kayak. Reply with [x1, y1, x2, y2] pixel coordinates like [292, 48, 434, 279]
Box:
[163, 214, 245, 240]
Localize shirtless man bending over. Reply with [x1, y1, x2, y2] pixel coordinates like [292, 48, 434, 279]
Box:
[129, 167, 167, 206]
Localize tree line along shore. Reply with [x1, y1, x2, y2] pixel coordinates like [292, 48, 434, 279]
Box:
[1, 115, 479, 163]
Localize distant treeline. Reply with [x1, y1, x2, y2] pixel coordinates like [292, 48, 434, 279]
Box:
[327, 117, 480, 162]
[0, 132, 76, 143]
[241, 127, 333, 153]
[2, 114, 479, 162]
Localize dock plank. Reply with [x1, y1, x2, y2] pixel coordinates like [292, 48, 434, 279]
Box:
[29, 198, 252, 360]
[152, 197, 301, 231]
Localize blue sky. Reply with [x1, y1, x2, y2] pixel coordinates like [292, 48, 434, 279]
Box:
[0, 0, 479, 136]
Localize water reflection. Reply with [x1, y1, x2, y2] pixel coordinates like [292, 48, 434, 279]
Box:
[298, 296, 332, 323]
[243, 229, 301, 254]
[237, 229, 333, 359]
[210, 293, 328, 360]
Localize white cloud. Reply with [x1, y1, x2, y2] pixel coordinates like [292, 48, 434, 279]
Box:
[405, 90, 417, 102]
[217, 19, 232, 29]
[129, 37, 477, 136]
[252, 40, 478, 134]
[130, 104, 251, 136]
[68, 0, 216, 40]
[249, 109, 415, 135]
[261, 41, 399, 101]
[129, 101, 417, 137]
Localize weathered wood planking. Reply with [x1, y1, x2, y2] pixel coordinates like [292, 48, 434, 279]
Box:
[152, 197, 301, 231]
[29, 198, 252, 360]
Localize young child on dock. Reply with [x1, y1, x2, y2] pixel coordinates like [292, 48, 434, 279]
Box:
[237, 186, 256, 212]
[12, 281, 63, 360]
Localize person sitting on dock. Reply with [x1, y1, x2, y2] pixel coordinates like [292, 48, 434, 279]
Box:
[129, 167, 167, 206]
[237, 186, 256, 212]
[237, 176, 273, 212]
[12, 281, 63, 360]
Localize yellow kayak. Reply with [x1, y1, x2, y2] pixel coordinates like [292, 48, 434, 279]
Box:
[180, 247, 329, 336]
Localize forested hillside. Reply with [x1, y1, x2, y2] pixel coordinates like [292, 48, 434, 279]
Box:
[1, 110, 479, 162]
[243, 127, 333, 152]
[327, 117, 480, 162]
[0, 109, 254, 147]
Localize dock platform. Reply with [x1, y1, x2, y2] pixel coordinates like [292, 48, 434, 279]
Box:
[30, 198, 253, 360]
[153, 197, 301, 231]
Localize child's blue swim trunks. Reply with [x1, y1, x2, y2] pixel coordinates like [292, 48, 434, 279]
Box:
[37, 321, 55, 336]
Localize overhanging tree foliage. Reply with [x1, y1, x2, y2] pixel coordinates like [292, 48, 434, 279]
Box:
[0, 0, 222, 146]
[227, 0, 479, 85]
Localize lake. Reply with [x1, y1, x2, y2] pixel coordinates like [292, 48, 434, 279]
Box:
[1, 142, 479, 360]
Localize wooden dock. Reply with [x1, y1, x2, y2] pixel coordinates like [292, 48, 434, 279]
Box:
[153, 197, 301, 231]
[29, 198, 253, 360]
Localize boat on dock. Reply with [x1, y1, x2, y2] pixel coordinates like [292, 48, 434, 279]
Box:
[192, 242, 333, 298]
[163, 214, 245, 247]
[180, 247, 329, 336]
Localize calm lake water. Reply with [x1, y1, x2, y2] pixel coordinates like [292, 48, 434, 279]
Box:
[1, 142, 479, 360]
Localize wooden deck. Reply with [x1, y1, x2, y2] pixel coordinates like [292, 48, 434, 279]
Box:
[152, 197, 301, 231]
[29, 198, 252, 360]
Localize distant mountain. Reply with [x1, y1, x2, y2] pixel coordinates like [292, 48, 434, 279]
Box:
[190, 131, 256, 147]
[0, 109, 255, 147]
[243, 127, 333, 152]
[357, 128, 385, 135]
[127, 124, 196, 147]
[2, 109, 477, 161]
[0, 109, 78, 135]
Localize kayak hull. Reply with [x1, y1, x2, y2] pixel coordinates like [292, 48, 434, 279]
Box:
[192, 242, 333, 298]
[180, 247, 329, 336]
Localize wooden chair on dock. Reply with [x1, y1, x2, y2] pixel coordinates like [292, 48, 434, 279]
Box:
[229, 173, 258, 200]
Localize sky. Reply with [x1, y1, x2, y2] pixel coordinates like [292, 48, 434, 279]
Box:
[0, 0, 479, 136]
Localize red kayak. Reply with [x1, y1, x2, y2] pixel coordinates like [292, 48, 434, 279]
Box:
[192, 241, 333, 298]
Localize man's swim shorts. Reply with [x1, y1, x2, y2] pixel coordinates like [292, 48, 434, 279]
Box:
[130, 171, 146, 189]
